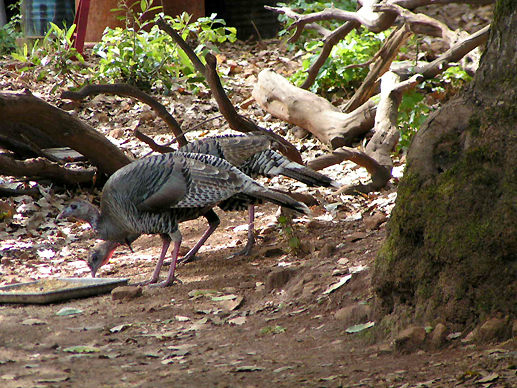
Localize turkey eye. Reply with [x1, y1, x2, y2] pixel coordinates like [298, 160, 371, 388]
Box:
[71, 204, 77, 209]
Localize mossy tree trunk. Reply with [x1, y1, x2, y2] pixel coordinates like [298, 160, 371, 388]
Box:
[374, 0, 517, 334]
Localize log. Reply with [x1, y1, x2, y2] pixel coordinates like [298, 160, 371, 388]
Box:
[0, 155, 96, 184]
[0, 90, 131, 176]
[252, 69, 376, 149]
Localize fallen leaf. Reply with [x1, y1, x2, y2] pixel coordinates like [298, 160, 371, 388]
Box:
[110, 324, 131, 333]
[228, 316, 246, 325]
[477, 373, 499, 383]
[63, 346, 101, 354]
[56, 307, 83, 316]
[323, 274, 352, 294]
[38, 376, 69, 383]
[234, 365, 264, 372]
[219, 295, 244, 311]
[259, 326, 286, 335]
[188, 289, 217, 299]
[211, 294, 237, 301]
[22, 318, 47, 326]
[346, 321, 375, 333]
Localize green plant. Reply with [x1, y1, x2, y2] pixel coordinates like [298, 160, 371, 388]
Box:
[11, 23, 85, 86]
[277, 215, 301, 253]
[277, 0, 357, 47]
[0, 1, 22, 57]
[92, 0, 237, 92]
[290, 29, 388, 96]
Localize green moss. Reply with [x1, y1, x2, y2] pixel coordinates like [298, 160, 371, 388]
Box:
[493, 0, 516, 25]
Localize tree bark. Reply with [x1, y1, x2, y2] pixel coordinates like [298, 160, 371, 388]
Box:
[374, 0, 517, 336]
[0, 90, 131, 176]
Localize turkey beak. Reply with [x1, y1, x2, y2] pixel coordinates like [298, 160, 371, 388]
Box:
[88, 261, 99, 278]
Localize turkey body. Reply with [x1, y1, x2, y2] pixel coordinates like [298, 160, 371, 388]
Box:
[59, 150, 310, 286]
[180, 132, 340, 257]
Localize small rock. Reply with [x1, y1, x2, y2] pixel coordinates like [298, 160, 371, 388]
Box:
[462, 328, 478, 343]
[363, 212, 387, 230]
[306, 220, 327, 230]
[394, 326, 427, 352]
[316, 243, 336, 259]
[109, 128, 125, 139]
[291, 126, 310, 139]
[266, 268, 297, 292]
[345, 232, 369, 243]
[111, 286, 143, 301]
[478, 317, 507, 341]
[334, 304, 372, 325]
[431, 323, 447, 346]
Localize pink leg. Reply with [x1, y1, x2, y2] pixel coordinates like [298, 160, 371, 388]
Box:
[179, 211, 220, 264]
[151, 231, 182, 287]
[131, 233, 170, 286]
[236, 205, 255, 256]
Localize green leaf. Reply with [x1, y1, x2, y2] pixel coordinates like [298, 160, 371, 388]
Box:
[56, 307, 83, 316]
[63, 345, 101, 354]
[345, 321, 375, 333]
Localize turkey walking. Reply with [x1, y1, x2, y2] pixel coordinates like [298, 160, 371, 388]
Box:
[58, 151, 310, 287]
[180, 132, 340, 258]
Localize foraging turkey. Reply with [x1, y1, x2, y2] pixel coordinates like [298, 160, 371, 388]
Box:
[180, 132, 340, 258]
[58, 151, 310, 287]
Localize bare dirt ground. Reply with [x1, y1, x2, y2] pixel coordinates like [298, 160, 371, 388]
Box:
[2, 5, 516, 387]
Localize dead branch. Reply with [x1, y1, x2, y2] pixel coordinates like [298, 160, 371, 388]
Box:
[0, 155, 96, 184]
[344, 24, 412, 113]
[0, 135, 38, 158]
[134, 128, 176, 153]
[0, 186, 40, 198]
[415, 25, 490, 79]
[253, 69, 377, 149]
[390, 0, 494, 7]
[0, 90, 131, 177]
[307, 146, 391, 194]
[157, 19, 304, 164]
[266, 2, 397, 40]
[61, 83, 187, 147]
[300, 22, 358, 90]
[374, 3, 463, 46]
[156, 17, 207, 76]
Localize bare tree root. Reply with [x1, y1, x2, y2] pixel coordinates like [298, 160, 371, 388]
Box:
[0, 90, 131, 178]
[156, 18, 304, 165]
[133, 128, 176, 153]
[61, 83, 187, 147]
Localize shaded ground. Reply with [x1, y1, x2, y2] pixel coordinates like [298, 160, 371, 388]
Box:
[1, 203, 516, 388]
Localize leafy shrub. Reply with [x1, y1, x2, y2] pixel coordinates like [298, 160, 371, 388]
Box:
[11, 23, 85, 86]
[289, 29, 388, 96]
[277, 0, 357, 45]
[0, 1, 22, 57]
[92, 0, 237, 92]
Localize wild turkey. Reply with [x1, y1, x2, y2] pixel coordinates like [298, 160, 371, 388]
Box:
[180, 132, 340, 258]
[58, 151, 310, 287]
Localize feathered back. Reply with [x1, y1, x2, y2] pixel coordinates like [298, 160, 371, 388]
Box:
[96, 151, 309, 243]
[182, 133, 340, 187]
